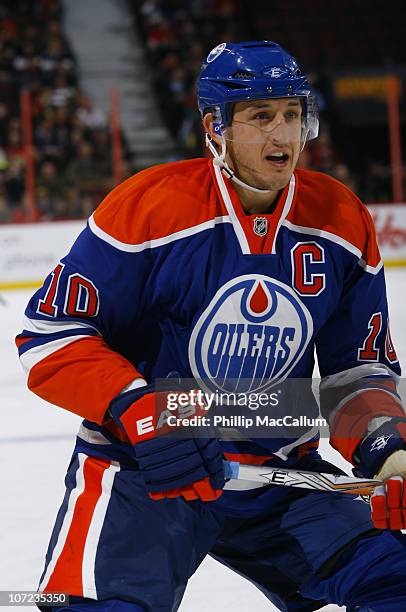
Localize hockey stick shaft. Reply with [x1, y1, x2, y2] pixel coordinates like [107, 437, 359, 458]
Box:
[223, 461, 382, 495]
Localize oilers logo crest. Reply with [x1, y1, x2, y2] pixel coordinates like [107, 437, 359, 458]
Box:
[189, 275, 313, 394]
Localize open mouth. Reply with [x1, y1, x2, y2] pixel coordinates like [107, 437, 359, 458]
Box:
[265, 153, 289, 166]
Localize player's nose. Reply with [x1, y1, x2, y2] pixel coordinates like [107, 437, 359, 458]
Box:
[265, 112, 285, 131]
[265, 113, 292, 144]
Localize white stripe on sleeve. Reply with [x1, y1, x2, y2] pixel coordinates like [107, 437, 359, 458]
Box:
[20, 335, 90, 373]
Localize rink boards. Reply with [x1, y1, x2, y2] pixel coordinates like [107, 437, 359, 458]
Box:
[1, 205, 406, 290]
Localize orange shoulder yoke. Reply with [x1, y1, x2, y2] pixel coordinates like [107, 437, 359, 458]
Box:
[291, 169, 380, 267]
[93, 158, 225, 245]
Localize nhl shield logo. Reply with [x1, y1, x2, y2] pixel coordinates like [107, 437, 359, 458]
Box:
[253, 217, 268, 237]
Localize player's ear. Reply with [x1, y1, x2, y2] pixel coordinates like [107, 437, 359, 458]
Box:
[203, 112, 221, 146]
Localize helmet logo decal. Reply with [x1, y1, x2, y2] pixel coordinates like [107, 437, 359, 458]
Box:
[207, 42, 227, 63]
[253, 217, 268, 237]
[189, 275, 313, 394]
[264, 67, 284, 78]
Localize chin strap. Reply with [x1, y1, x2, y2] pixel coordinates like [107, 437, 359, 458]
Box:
[205, 133, 271, 194]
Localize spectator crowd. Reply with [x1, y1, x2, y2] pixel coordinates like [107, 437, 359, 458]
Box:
[133, 0, 405, 204]
[0, 0, 404, 224]
[0, 0, 127, 223]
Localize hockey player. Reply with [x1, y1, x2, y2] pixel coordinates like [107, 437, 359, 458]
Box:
[16, 41, 406, 611]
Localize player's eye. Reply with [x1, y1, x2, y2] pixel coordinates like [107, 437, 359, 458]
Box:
[252, 112, 272, 122]
[285, 110, 300, 120]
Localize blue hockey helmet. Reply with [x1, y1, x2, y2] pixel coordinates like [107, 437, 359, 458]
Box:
[197, 41, 319, 143]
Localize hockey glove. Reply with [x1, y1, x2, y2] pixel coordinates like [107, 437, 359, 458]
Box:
[109, 383, 225, 502]
[354, 417, 406, 530]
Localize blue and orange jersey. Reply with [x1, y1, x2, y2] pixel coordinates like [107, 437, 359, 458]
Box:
[16, 157, 404, 488]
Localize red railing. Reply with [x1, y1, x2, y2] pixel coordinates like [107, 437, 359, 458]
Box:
[387, 76, 404, 203]
[20, 88, 124, 223]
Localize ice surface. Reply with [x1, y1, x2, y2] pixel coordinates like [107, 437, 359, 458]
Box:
[1, 268, 405, 611]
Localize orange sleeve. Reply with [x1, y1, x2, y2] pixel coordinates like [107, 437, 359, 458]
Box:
[26, 336, 141, 424]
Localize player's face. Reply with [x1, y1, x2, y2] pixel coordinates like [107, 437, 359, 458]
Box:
[224, 98, 302, 191]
